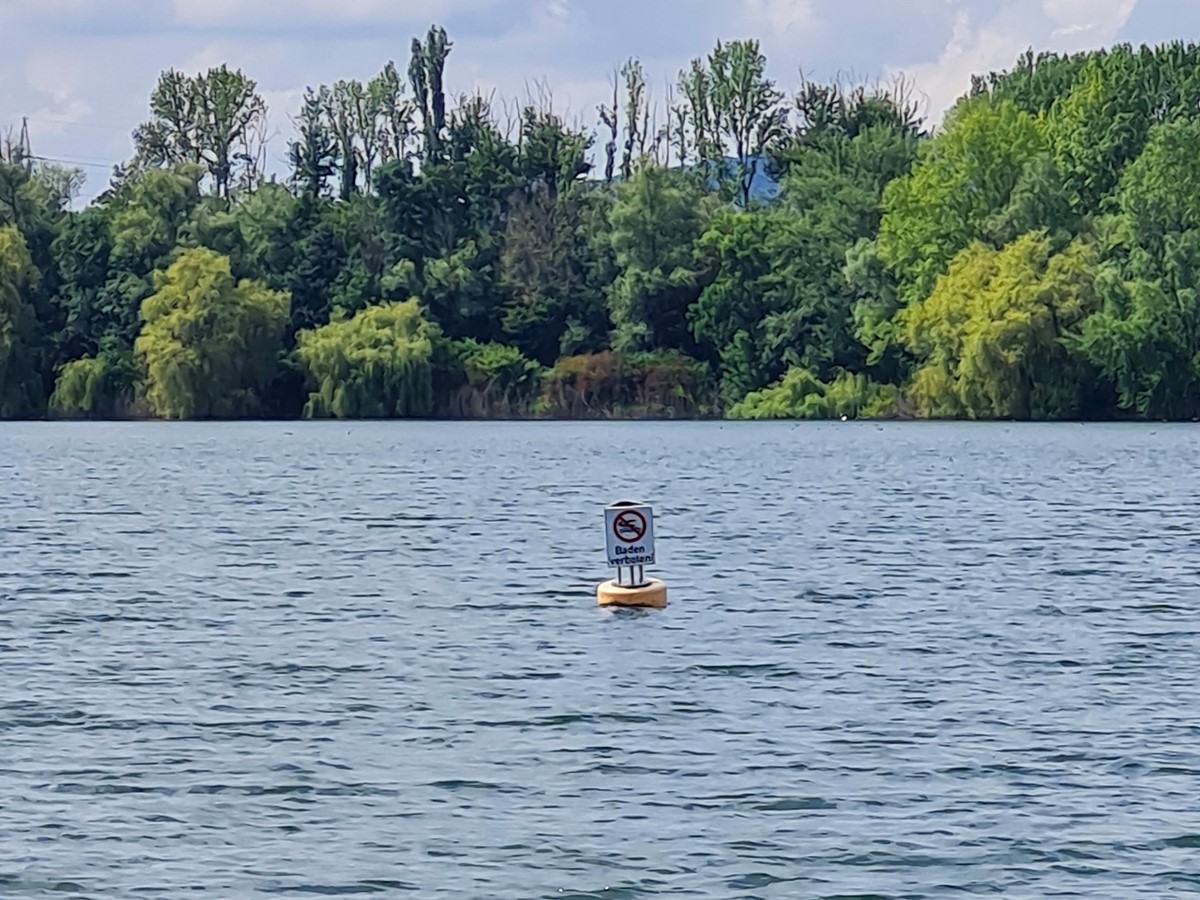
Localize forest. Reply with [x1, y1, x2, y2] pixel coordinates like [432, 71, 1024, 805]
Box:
[3, 31, 1200, 421]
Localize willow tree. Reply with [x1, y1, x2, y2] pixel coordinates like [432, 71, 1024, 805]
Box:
[134, 247, 288, 419]
[0, 226, 42, 417]
[295, 298, 437, 418]
[900, 231, 1100, 419]
[49, 350, 139, 418]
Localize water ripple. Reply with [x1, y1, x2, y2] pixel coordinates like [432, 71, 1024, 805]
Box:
[1, 420, 1198, 896]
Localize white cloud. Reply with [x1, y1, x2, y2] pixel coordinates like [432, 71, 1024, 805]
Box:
[891, 0, 1140, 125]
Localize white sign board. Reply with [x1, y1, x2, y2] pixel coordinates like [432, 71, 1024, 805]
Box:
[604, 502, 655, 568]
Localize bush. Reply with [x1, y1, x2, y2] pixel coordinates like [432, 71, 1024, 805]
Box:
[440, 340, 543, 417]
[49, 352, 140, 418]
[538, 350, 716, 418]
[729, 367, 901, 420]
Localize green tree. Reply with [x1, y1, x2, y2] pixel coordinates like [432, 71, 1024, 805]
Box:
[133, 66, 268, 197]
[900, 231, 1101, 419]
[49, 348, 139, 418]
[1047, 44, 1200, 212]
[729, 367, 898, 420]
[289, 87, 336, 198]
[443, 339, 543, 416]
[877, 97, 1047, 304]
[409, 25, 452, 161]
[500, 183, 610, 365]
[692, 121, 919, 404]
[295, 298, 437, 418]
[681, 39, 787, 206]
[608, 166, 710, 352]
[1073, 119, 1200, 418]
[135, 247, 287, 418]
[0, 226, 43, 416]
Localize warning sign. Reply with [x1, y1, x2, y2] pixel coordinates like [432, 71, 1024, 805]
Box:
[613, 510, 647, 544]
[604, 501, 655, 568]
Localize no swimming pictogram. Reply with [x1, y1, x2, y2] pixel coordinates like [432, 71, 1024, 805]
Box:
[612, 509, 648, 544]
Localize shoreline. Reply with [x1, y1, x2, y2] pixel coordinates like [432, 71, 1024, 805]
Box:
[4, 415, 1185, 426]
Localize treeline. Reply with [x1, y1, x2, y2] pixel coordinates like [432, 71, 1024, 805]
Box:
[4, 33, 1200, 420]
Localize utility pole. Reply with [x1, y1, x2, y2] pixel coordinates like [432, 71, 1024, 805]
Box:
[18, 117, 32, 172]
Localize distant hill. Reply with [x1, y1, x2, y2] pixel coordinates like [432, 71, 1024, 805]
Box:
[591, 154, 783, 204]
[705, 155, 782, 204]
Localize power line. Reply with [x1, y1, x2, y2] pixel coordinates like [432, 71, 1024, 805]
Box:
[28, 154, 114, 171]
[22, 116, 133, 134]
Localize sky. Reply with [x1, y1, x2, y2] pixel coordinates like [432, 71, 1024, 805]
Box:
[2, 0, 1197, 205]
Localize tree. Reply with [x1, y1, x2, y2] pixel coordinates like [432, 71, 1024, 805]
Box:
[968, 47, 1092, 116]
[1072, 119, 1200, 418]
[444, 339, 543, 416]
[608, 166, 710, 353]
[620, 58, 649, 179]
[410, 26, 452, 160]
[134, 247, 288, 418]
[729, 367, 898, 420]
[516, 105, 592, 200]
[0, 226, 42, 416]
[500, 182, 610, 364]
[692, 121, 919, 404]
[681, 39, 787, 206]
[0, 157, 77, 371]
[373, 61, 418, 166]
[295, 298, 437, 418]
[877, 97, 1048, 304]
[289, 87, 336, 198]
[1046, 44, 1200, 212]
[900, 232, 1101, 419]
[49, 348, 139, 419]
[134, 66, 268, 197]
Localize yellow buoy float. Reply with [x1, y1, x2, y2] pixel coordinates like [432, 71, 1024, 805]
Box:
[596, 577, 668, 610]
[596, 500, 668, 609]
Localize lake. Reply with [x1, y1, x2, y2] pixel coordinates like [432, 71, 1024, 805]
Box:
[2, 420, 1199, 897]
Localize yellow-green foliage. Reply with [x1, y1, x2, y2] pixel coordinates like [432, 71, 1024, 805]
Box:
[877, 98, 1048, 303]
[899, 230, 1099, 419]
[134, 247, 288, 419]
[824, 371, 902, 419]
[729, 367, 899, 419]
[49, 353, 139, 418]
[51, 357, 108, 417]
[296, 299, 437, 418]
[0, 226, 41, 417]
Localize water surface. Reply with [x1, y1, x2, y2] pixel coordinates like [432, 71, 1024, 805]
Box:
[2, 421, 1199, 897]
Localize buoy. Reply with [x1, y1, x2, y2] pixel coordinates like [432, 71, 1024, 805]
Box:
[597, 577, 668, 610]
[597, 500, 668, 609]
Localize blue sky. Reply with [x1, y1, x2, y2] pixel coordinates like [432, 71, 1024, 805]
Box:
[0, 0, 1188, 204]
